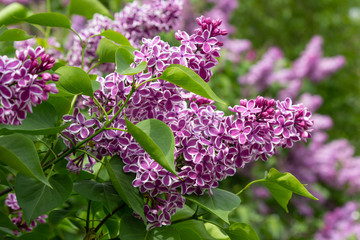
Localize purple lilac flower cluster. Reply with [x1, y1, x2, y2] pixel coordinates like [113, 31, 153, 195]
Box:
[5, 193, 47, 235]
[284, 93, 360, 195]
[61, 16, 313, 228]
[315, 202, 360, 240]
[239, 36, 345, 97]
[0, 46, 58, 125]
[67, 0, 184, 73]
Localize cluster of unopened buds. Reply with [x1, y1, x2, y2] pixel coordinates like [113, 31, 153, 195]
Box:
[0, 46, 58, 125]
[61, 16, 313, 228]
[5, 193, 47, 235]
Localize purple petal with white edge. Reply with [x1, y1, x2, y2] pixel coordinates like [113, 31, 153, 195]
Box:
[207, 37, 218, 44]
[195, 36, 205, 44]
[248, 99, 255, 109]
[229, 129, 240, 137]
[19, 90, 30, 101]
[69, 124, 82, 133]
[0, 85, 12, 99]
[76, 113, 86, 124]
[80, 127, 90, 139]
[203, 30, 210, 40]
[30, 85, 43, 94]
[239, 134, 247, 144]
[283, 128, 290, 138]
[203, 42, 211, 53]
[273, 126, 283, 135]
[243, 126, 252, 134]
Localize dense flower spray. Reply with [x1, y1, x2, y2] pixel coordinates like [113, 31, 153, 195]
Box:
[0, 46, 58, 125]
[66, 0, 184, 73]
[61, 16, 313, 228]
[315, 202, 360, 240]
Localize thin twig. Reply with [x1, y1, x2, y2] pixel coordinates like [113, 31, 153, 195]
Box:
[94, 203, 125, 233]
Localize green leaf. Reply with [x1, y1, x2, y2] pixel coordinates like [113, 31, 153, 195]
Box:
[0, 134, 49, 186]
[90, 74, 101, 92]
[186, 188, 241, 224]
[24, 13, 71, 28]
[15, 174, 73, 223]
[0, 211, 17, 230]
[204, 223, 229, 240]
[119, 214, 146, 240]
[0, 102, 68, 135]
[265, 168, 318, 200]
[48, 209, 75, 226]
[105, 156, 146, 222]
[171, 204, 195, 222]
[261, 168, 318, 212]
[97, 38, 120, 63]
[56, 66, 93, 97]
[262, 181, 292, 213]
[0, 28, 33, 41]
[73, 180, 121, 211]
[160, 64, 227, 105]
[115, 47, 147, 75]
[46, 87, 74, 119]
[225, 223, 260, 240]
[0, 3, 27, 26]
[69, 0, 112, 19]
[100, 30, 131, 46]
[126, 118, 177, 176]
[172, 220, 216, 240]
[105, 217, 120, 238]
[149, 226, 181, 240]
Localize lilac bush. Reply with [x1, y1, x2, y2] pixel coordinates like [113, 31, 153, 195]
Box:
[0, 0, 323, 239]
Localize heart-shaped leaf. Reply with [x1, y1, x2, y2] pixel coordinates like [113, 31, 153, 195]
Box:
[69, 0, 112, 19]
[0, 102, 69, 135]
[265, 168, 318, 200]
[172, 220, 216, 240]
[73, 180, 121, 211]
[0, 28, 33, 41]
[24, 13, 71, 28]
[105, 156, 145, 222]
[115, 47, 147, 75]
[15, 174, 73, 223]
[126, 118, 177, 176]
[100, 30, 131, 46]
[56, 66, 93, 97]
[186, 188, 241, 224]
[160, 64, 226, 105]
[225, 223, 260, 240]
[0, 3, 27, 26]
[97, 38, 120, 63]
[0, 211, 18, 230]
[0, 134, 49, 186]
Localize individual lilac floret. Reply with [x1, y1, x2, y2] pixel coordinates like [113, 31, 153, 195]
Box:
[315, 202, 360, 240]
[5, 193, 47, 235]
[0, 47, 58, 125]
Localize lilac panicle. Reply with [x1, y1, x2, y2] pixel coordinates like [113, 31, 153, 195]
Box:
[5, 193, 47, 235]
[315, 202, 360, 240]
[61, 16, 313, 229]
[0, 46, 58, 125]
[66, 0, 184, 74]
